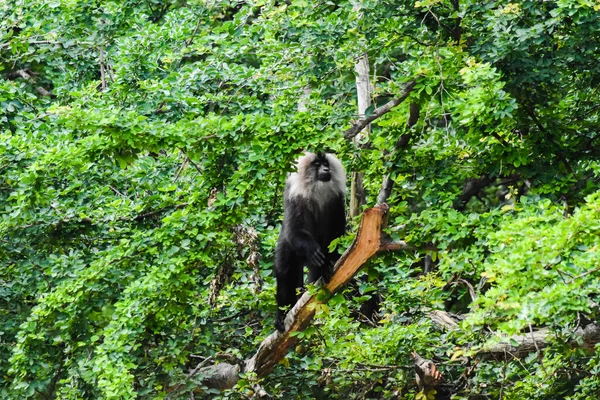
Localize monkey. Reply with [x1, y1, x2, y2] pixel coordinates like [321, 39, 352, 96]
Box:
[274, 152, 346, 332]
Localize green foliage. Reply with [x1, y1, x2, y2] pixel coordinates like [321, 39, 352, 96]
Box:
[2, 0, 600, 398]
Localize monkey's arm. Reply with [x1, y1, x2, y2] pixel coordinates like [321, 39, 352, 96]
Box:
[289, 229, 326, 267]
[333, 194, 347, 237]
[282, 197, 327, 267]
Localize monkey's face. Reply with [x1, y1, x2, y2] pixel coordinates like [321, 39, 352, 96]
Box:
[313, 157, 331, 182]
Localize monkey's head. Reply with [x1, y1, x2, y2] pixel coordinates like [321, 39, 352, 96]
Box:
[287, 152, 346, 200]
[312, 153, 331, 182]
[297, 152, 336, 183]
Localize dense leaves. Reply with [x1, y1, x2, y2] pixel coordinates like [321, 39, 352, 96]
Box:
[1, 0, 599, 398]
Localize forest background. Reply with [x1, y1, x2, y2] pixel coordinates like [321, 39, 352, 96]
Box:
[1, 0, 600, 399]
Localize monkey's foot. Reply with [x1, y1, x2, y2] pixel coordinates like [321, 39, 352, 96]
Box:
[321, 262, 334, 283]
[274, 313, 285, 332]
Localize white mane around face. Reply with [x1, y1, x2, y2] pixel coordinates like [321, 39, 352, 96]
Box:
[286, 152, 346, 203]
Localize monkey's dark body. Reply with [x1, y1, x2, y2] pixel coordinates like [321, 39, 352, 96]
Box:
[274, 153, 346, 332]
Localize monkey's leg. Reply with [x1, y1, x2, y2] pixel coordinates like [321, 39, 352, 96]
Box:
[274, 250, 303, 332]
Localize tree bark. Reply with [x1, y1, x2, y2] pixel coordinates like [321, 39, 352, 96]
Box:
[428, 310, 600, 357]
[481, 323, 600, 357]
[350, 53, 371, 218]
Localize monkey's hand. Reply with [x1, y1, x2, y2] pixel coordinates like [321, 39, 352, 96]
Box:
[308, 247, 326, 268]
[321, 260, 334, 283]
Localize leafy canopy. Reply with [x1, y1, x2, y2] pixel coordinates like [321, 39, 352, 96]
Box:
[1, 0, 599, 398]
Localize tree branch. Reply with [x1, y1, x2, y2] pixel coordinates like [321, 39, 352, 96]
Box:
[452, 175, 492, 211]
[343, 80, 417, 140]
[428, 310, 600, 357]
[377, 102, 420, 204]
[188, 204, 403, 390]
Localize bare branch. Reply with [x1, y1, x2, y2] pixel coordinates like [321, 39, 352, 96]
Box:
[99, 46, 107, 91]
[428, 310, 600, 357]
[566, 265, 600, 284]
[377, 102, 420, 204]
[344, 80, 417, 140]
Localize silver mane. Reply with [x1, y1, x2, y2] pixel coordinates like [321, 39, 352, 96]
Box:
[286, 152, 346, 204]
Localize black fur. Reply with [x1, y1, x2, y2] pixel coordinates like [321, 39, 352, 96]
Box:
[274, 153, 346, 332]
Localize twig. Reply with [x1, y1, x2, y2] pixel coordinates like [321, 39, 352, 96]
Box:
[458, 278, 476, 302]
[343, 80, 417, 139]
[166, 356, 213, 399]
[179, 149, 202, 174]
[566, 266, 600, 284]
[99, 46, 107, 91]
[174, 157, 189, 182]
[214, 310, 251, 323]
[109, 185, 126, 197]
